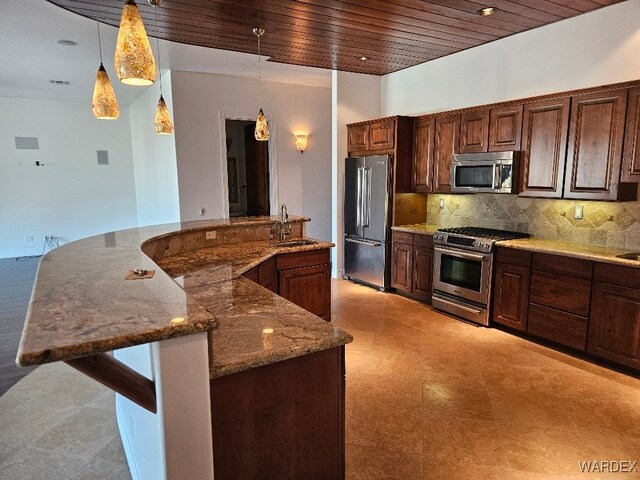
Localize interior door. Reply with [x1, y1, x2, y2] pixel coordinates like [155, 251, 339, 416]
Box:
[244, 124, 270, 216]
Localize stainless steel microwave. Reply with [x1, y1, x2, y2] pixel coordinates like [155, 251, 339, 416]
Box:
[450, 151, 519, 194]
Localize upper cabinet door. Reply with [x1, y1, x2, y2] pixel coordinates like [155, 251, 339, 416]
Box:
[460, 110, 490, 153]
[564, 89, 629, 201]
[489, 104, 523, 152]
[369, 118, 396, 151]
[433, 114, 460, 193]
[412, 116, 435, 193]
[348, 124, 369, 153]
[520, 97, 570, 198]
[622, 86, 640, 183]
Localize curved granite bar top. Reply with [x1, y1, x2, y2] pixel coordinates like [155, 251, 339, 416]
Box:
[17, 216, 352, 379]
[391, 224, 439, 235]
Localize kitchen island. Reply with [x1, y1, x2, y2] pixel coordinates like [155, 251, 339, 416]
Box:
[16, 216, 352, 480]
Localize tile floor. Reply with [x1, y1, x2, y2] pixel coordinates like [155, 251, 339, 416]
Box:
[1, 279, 639, 479]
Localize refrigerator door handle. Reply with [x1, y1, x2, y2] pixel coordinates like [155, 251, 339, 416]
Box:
[344, 235, 382, 247]
[363, 167, 372, 227]
[356, 167, 362, 227]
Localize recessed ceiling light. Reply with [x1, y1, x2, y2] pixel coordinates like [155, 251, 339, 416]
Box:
[477, 7, 498, 16]
[56, 39, 77, 46]
[360, 56, 368, 61]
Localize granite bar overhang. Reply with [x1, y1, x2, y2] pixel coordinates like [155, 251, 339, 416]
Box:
[16, 216, 352, 377]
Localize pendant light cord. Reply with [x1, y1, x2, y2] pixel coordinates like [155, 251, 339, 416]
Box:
[257, 31, 262, 109]
[96, 21, 103, 64]
[154, 6, 163, 95]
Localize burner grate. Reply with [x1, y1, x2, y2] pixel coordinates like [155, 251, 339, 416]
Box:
[437, 227, 529, 241]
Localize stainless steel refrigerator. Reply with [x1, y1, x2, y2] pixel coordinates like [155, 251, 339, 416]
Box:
[343, 155, 392, 290]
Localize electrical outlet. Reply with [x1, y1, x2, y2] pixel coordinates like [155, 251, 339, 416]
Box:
[205, 231, 217, 240]
[25, 235, 34, 242]
[439, 198, 445, 209]
[199, 207, 206, 216]
[17, 161, 23, 167]
[574, 205, 584, 220]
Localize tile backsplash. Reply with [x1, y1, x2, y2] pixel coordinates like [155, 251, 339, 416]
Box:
[426, 194, 640, 250]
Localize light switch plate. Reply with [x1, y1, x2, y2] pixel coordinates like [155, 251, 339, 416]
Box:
[574, 205, 584, 220]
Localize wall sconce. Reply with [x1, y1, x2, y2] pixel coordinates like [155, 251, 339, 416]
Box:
[295, 134, 308, 154]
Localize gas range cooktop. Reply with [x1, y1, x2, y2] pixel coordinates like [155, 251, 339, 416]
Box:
[433, 227, 529, 253]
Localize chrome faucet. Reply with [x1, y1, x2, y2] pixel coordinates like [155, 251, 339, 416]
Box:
[270, 204, 292, 242]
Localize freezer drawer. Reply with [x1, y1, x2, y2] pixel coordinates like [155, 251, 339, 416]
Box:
[344, 236, 389, 290]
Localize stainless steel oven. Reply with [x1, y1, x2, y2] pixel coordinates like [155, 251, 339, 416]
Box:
[431, 227, 530, 326]
[432, 245, 492, 325]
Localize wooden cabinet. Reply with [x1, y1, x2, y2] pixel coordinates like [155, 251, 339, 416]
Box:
[588, 282, 640, 369]
[211, 346, 345, 480]
[412, 116, 435, 193]
[588, 263, 640, 369]
[347, 116, 425, 226]
[489, 104, 523, 151]
[622, 86, 640, 183]
[492, 248, 531, 332]
[526, 253, 592, 350]
[347, 124, 369, 152]
[391, 239, 413, 292]
[277, 250, 331, 321]
[520, 97, 571, 198]
[391, 231, 433, 302]
[460, 109, 490, 153]
[242, 257, 276, 292]
[244, 249, 331, 321]
[433, 114, 460, 193]
[369, 118, 395, 150]
[564, 89, 635, 201]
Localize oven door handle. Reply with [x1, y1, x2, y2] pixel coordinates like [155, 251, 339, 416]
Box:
[433, 295, 484, 315]
[493, 163, 501, 190]
[435, 246, 488, 262]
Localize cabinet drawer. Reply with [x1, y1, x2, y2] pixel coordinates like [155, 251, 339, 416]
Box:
[527, 303, 588, 351]
[593, 262, 640, 289]
[532, 253, 593, 280]
[495, 247, 531, 267]
[392, 231, 414, 245]
[530, 270, 591, 316]
[276, 249, 330, 271]
[413, 234, 433, 248]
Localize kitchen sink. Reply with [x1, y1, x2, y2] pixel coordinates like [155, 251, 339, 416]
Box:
[616, 252, 640, 261]
[272, 239, 318, 247]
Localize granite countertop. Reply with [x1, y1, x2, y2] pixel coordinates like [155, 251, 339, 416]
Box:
[497, 237, 640, 268]
[17, 216, 352, 375]
[391, 224, 440, 235]
[157, 240, 351, 378]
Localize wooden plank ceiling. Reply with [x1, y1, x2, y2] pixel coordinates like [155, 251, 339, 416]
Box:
[47, 0, 622, 75]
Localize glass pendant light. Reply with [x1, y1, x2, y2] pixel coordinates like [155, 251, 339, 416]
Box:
[152, 1, 173, 135]
[114, 0, 156, 86]
[253, 27, 270, 141]
[92, 22, 119, 119]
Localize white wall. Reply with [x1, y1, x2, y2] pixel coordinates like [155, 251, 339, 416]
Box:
[382, 0, 640, 116]
[331, 71, 381, 276]
[170, 71, 333, 241]
[0, 97, 138, 258]
[130, 72, 180, 227]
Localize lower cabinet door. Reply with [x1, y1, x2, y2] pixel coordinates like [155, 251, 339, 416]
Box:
[412, 246, 433, 301]
[587, 282, 640, 369]
[391, 242, 413, 292]
[492, 262, 530, 331]
[278, 264, 331, 321]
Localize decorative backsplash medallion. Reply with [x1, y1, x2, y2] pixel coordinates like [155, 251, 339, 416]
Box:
[426, 193, 640, 250]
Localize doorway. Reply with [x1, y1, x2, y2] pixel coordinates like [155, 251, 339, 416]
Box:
[225, 119, 270, 217]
